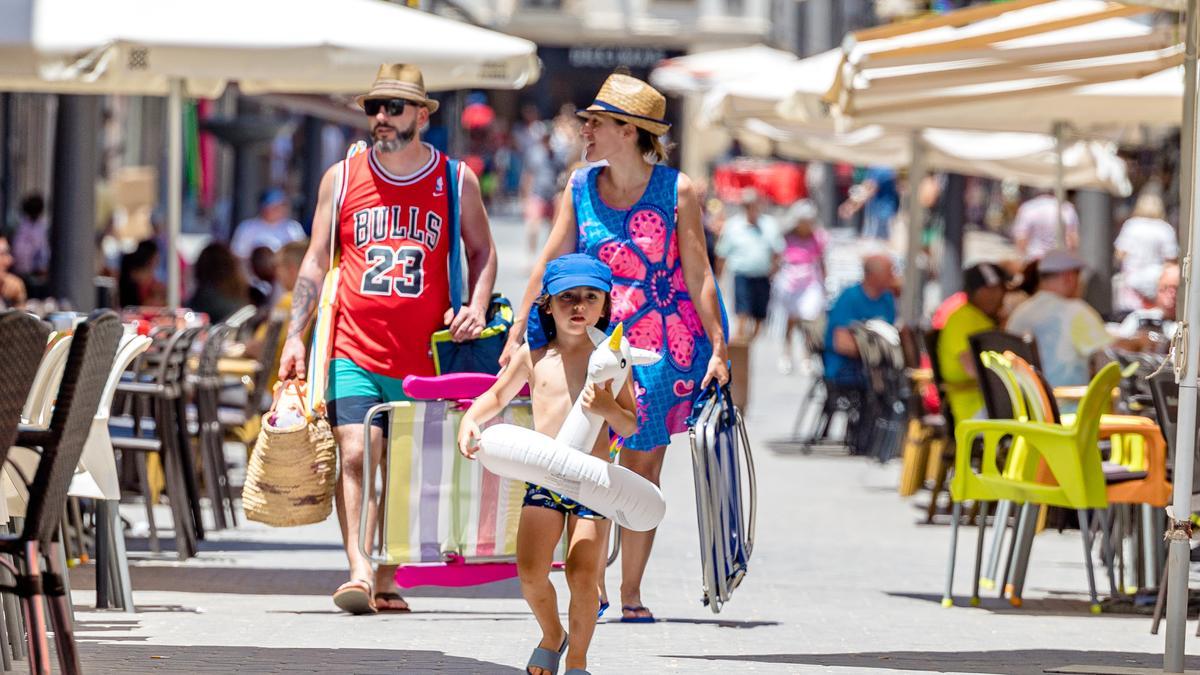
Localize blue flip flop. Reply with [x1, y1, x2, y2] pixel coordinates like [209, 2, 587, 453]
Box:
[619, 605, 656, 624]
[597, 600, 609, 618]
[526, 633, 568, 675]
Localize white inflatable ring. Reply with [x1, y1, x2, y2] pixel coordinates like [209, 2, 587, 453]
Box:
[476, 424, 666, 532]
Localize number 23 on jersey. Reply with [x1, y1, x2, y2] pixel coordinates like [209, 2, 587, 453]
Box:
[361, 245, 424, 297]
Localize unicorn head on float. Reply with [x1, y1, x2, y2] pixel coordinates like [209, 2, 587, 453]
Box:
[554, 323, 661, 453]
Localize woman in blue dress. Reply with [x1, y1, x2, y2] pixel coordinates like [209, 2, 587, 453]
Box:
[503, 73, 729, 624]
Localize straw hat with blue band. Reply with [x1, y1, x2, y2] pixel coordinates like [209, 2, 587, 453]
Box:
[355, 63, 440, 114]
[578, 73, 670, 137]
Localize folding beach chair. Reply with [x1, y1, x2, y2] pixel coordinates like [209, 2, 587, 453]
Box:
[689, 384, 757, 613]
[357, 375, 530, 588]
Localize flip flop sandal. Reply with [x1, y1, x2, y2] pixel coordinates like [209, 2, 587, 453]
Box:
[526, 633, 568, 675]
[619, 605, 655, 624]
[564, 670, 592, 674]
[597, 600, 609, 619]
[333, 579, 376, 615]
[374, 591, 411, 613]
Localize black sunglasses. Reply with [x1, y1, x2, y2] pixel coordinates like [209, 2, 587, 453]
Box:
[364, 98, 409, 117]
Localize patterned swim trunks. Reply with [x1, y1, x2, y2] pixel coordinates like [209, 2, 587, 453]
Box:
[523, 483, 606, 520]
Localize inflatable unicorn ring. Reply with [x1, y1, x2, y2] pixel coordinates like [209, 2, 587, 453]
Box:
[476, 323, 667, 531]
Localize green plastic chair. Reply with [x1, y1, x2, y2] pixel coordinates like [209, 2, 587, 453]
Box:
[942, 361, 1122, 613]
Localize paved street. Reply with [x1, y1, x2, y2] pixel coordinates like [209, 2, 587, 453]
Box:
[68, 217, 1200, 674]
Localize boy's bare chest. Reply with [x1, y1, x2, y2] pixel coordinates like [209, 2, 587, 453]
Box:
[529, 350, 590, 435]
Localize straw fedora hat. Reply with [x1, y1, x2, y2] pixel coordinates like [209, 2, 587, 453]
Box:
[355, 63, 439, 114]
[578, 73, 670, 136]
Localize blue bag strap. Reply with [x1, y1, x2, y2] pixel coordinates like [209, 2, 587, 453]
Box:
[446, 158, 464, 313]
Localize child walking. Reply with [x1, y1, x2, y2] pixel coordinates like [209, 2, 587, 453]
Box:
[458, 253, 638, 675]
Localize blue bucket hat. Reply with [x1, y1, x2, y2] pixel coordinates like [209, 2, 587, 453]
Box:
[542, 254, 613, 296]
[259, 188, 287, 209]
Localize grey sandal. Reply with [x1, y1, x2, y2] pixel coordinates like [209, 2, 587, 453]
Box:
[526, 634, 568, 675]
[564, 670, 591, 674]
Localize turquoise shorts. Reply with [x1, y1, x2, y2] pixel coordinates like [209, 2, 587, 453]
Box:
[326, 358, 412, 429]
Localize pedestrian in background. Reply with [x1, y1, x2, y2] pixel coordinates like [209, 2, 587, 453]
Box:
[12, 193, 50, 295]
[772, 199, 827, 373]
[188, 242, 251, 323]
[248, 246, 278, 308]
[839, 166, 899, 240]
[118, 239, 165, 309]
[231, 188, 306, 259]
[1114, 188, 1177, 313]
[521, 128, 561, 258]
[0, 234, 27, 310]
[1012, 189, 1080, 260]
[716, 188, 784, 343]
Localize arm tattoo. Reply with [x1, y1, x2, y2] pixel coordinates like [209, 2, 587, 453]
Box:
[288, 277, 320, 338]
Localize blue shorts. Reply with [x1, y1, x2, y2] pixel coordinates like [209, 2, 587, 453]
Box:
[734, 274, 771, 320]
[523, 484, 605, 520]
[326, 358, 412, 429]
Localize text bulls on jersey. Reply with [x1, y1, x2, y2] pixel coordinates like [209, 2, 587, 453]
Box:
[351, 205, 444, 250]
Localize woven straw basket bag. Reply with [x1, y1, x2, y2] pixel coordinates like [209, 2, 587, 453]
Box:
[243, 381, 337, 527]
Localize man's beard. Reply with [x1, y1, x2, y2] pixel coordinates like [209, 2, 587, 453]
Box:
[373, 118, 418, 153]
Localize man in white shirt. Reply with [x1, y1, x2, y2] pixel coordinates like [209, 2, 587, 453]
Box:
[230, 188, 307, 259]
[1007, 250, 1147, 387]
[716, 189, 784, 341]
[1012, 191, 1080, 261]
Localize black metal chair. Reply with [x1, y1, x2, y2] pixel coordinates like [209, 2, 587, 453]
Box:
[854, 321, 908, 462]
[192, 321, 242, 531]
[922, 328, 958, 523]
[1147, 370, 1195, 635]
[0, 312, 51, 670]
[895, 325, 947, 498]
[968, 330, 1041, 421]
[797, 321, 866, 453]
[112, 325, 204, 559]
[6, 311, 121, 675]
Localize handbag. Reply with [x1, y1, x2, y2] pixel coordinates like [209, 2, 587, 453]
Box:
[428, 158, 512, 375]
[431, 295, 513, 375]
[243, 381, 337, 527]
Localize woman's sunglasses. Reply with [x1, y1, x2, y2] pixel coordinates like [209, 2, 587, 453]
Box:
[363, 98, 409, 117]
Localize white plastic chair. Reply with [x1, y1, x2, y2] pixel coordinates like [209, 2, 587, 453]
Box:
[71, 332, 152, 500]
[75, 332, 151, 611]
[20, 333, 72, 426]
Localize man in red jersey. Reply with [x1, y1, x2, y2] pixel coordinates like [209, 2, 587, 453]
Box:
[279, 64, 497, 615]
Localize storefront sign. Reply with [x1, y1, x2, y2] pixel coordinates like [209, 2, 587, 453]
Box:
[568, 47, 669, 70]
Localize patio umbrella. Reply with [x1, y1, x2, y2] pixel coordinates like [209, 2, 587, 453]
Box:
[821, 0, 1166, 123]
[0, 0, 541, 307]
[701, 41, 1136, 321]
[736, 118, 1131, 196]
[650, 45, 799, 95]
[800, 2, 1184, 320]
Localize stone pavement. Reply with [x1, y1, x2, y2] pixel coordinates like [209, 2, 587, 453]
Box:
[66, 217, 1200, 674]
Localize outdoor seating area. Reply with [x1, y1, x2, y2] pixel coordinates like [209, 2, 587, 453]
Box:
[860, 326, 1176, 622]
[0, 305, 284, 673]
